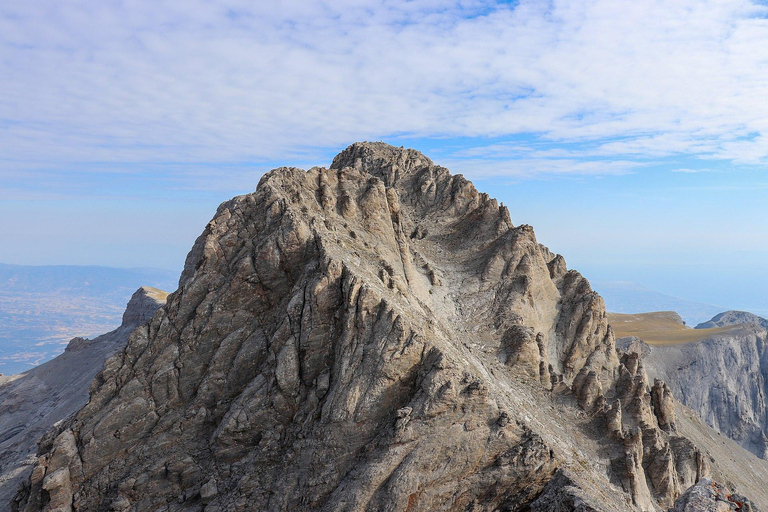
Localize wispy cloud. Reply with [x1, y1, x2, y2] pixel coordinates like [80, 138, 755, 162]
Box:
[445, 156, 644, 180]
[670, 168, 713, 174]
[2, 0, 768, 180]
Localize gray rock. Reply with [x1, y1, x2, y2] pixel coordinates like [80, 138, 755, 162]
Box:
[642, 317, 768, 459]
[617, 336, 652, 359]
[671, 478, 756, 512]
[530, 469, 607, 511]
[695, 310, 768, 330]
[200, 479, 217, 504]
[120, 287, 168, 327]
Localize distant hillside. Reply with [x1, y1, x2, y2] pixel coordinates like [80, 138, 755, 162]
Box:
[0, 287, 167, 505]
[618, 309, 768, 460]
[0, 264, 177, 374]
[695, 310, 768, 330]
[591, 280, 725, 325]
[607, 311, 744, 345]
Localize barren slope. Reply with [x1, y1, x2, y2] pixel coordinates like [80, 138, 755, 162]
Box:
[608, 311, 742, 345]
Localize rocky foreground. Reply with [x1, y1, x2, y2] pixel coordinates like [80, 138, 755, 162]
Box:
[12, 143, 768, 512]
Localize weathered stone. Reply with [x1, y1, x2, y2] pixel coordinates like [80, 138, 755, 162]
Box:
[12, 143, 768, 512]
[606, 399, 623, 438]
[530, 470, 607, 512]
[622, 427, 655, 512]
[651, 378, 676, 431]
[672, 478, 756, 512]
[639, 314, 768, 460]
[200, 478, 218, 504]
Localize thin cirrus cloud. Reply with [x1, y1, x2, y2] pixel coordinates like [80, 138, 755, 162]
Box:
[2, 0, 768, 183]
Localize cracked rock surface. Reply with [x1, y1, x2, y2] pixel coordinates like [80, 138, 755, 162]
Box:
[13, 143, 768, 512]
[670, 477, 755, 512]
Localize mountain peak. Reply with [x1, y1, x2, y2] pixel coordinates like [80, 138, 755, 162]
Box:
[15, 145, 768, 512]
[695, 310, 768, 330]
[121, 286, 168, 327]
[330, 141, 434, 173]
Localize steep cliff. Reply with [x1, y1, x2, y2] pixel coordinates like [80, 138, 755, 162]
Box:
[0, 287, 167, 508]
[631, 311, 768, 459]
[14, 143, 768, 512]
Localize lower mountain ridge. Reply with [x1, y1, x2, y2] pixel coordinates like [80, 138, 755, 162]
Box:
[13, 143, 768, 512]
[0, 287, 167, 508]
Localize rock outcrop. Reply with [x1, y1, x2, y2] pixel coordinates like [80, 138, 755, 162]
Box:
[0, 287, 167, 509]
[13, 144, 768, 512]
[670, 478, 755, 512]
[695, 310, 768, 330]
[119, 287, 169, 327]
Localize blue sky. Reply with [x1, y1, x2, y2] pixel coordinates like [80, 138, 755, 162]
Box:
[2, 0, 768, 314]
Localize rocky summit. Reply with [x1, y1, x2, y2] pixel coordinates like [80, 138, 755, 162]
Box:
[13, 143, 768, 512]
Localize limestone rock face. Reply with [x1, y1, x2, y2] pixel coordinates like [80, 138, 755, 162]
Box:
[639, 315, 768, 459]
[120, 287, 170, 327]
[0, 287, 167, 509]
[14, 143, 768, 512]
[528, 470, 606, 512]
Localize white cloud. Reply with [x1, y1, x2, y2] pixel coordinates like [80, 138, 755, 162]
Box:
[670, 168, 714, 173]
[443, 156, 644, 179]
[2, 0, 768, 177]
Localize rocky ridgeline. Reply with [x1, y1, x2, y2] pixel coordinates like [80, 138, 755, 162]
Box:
[695, 311, 768, 331]
[13, 143, 768, 512]
[0, 287, 167, 509]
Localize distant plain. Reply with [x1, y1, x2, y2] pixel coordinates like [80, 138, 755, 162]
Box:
[0, 264, 176, 374]
[607, 311, 742, 345]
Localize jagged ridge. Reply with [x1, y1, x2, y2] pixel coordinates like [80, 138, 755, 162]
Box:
[15, 143, 768, 512]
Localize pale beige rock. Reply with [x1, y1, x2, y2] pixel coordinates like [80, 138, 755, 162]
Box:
[651, 379, 676, 431]
[606, 399, 623, 438]
[623, 428, 655, 512]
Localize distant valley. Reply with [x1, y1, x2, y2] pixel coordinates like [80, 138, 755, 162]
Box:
[0, 264, 177, 374]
